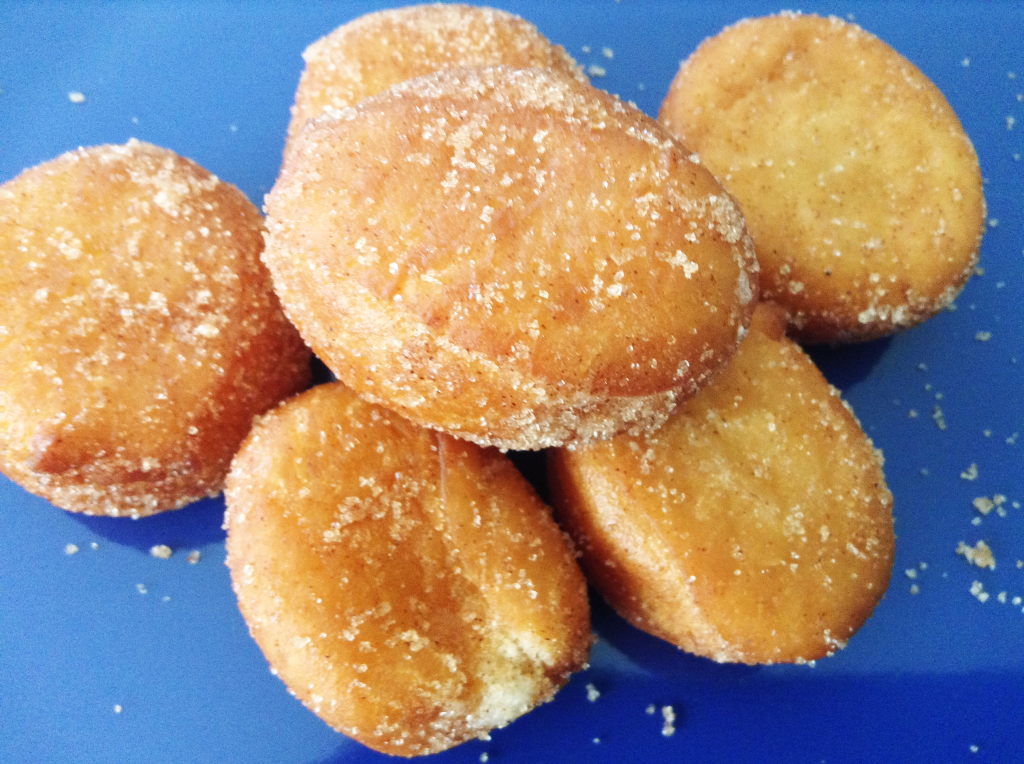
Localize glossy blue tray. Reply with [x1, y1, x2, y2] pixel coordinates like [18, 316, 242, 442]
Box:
[1, 2, 1022, 763]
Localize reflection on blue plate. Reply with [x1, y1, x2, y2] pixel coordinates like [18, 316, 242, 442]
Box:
[1, 3, 1021, 763]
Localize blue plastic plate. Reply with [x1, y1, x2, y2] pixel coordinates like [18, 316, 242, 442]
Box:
[1, 2, 1021, 763]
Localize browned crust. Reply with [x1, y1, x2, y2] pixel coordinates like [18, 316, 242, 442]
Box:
[266, 65, 758, 450]
[660, 12, 984, 343]
[285, 3, 586, 153]
[0, 140, 311, 517]
[225, 382, 590, 755]
[549, 302, 895, 664]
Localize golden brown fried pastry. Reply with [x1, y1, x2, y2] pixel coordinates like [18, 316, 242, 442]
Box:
[265, 66, 758, 451]
[660, 13, 984, 343]
[549, 302, 895, 664]
[224, 382, 589, 757]
[286, 3, 585, 153]
[0, 140, 311, 517]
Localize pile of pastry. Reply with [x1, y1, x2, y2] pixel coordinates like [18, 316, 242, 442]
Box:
[0, 5, 983, 757]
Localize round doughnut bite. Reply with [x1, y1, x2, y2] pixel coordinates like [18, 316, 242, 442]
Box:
[659, 13, 985, 343]
[0, 140, 311, 517]
[286, 3, 585, 154]
[548, 302, 895, 664]
[224, 382, 590, 756]
[265, 65, 759, 451]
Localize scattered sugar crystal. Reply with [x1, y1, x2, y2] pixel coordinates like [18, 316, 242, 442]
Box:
[970, 581, 989, 602]
[149, 544, 172, 559]
[973, 497, 996, 515]
[957, 540, 996, 570]
[661, 706, 676, 737]
[64, 544, 79, 555]
[68, 91, 85, 103]
[586, 683, 601, 702]
[186, 550, 201, 564]
[960, 463, 978, 481]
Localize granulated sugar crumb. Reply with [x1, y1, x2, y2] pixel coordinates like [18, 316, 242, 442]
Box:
[973, 496, 997, 515]
[932, 406, 946, 430]
[957, 540, 996, 570]
[113, 704, 123, 714]
[646, 704, 656, 715]
[975, 331, 992, 341]
[602, 47, 614, 59]
[905, 568, 918, 579]
[64, 544, 79, 555]
[588, 65, 607, 77]
[586, 683, 601, 702]
[961, 463, 978, 480]
[186, 550, 201, 564]
[593, 738, 601, 745]
[68, 91, 85, 103]
[970, 581, 990, 603]
[910, 584, 920, 595]
[480, 754, 489, 763]
[149, 544, 173, 559]
[971, 745, 979, 753]
[661, 706, 676, 737]
[90, 542, 99, 550]
[136, 583, 148, 595]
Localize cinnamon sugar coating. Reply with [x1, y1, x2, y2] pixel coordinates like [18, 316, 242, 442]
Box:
[225, 382, 589, 756]
[660, 13, 984, 343]
[0, 140, 311, 517]
[549, 303, 895, 664]
[286, 3, 585, 154]
[265, 66, 758, 450]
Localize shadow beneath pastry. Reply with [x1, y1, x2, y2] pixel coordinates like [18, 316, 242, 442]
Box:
[588, 591, 762, 684]
[804, 335, 892, 392]
[309, 354, 337, 386]
[506, 449, 550, 503]
[69, 493, 227, 552]
[64, 354, 336, 554]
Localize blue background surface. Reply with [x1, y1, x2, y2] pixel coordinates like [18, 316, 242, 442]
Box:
[1, 2, 1022, 762]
